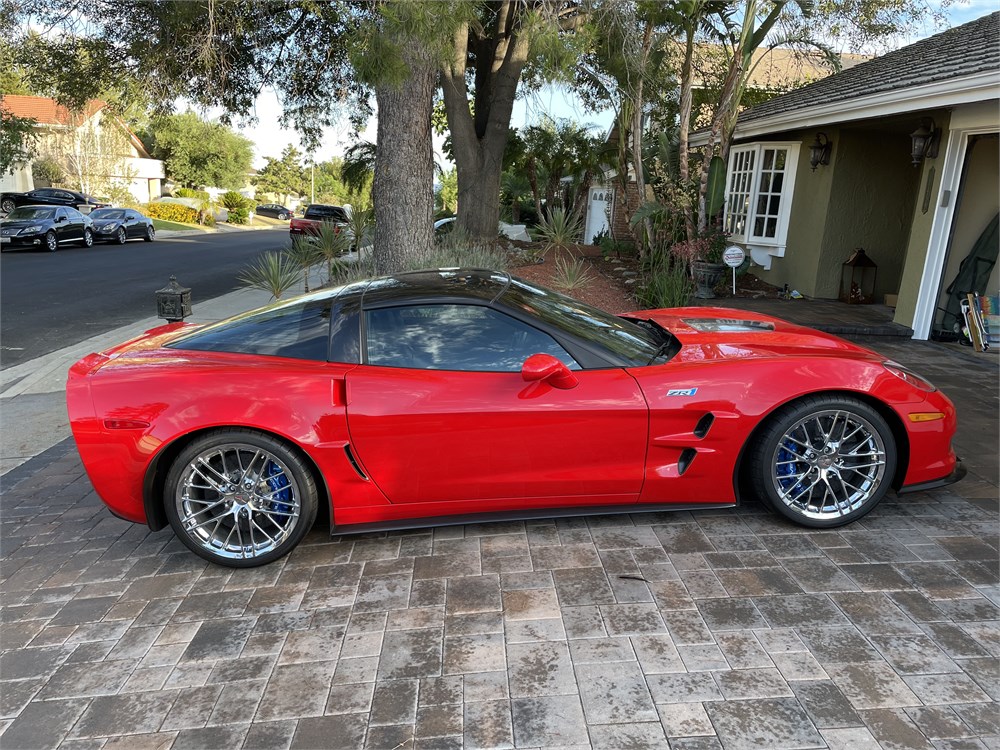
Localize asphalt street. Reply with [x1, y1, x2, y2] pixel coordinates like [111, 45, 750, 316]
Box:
[0, 227, 288, 369]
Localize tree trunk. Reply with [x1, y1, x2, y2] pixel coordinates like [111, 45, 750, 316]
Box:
[696, 58, 743, 235]
[630, 19, 654, 258]
[441, 7, 531, 245]
[678, 27, 697, 242]
[372, 36, 437, 274]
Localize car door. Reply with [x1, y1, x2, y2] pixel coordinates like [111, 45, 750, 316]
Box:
[26, 189, 55, 206]
[124, 210, 140, 238]
[65, 208, 87, 240]
[53, 208, 73, 242]
[345, 302, 649, 508]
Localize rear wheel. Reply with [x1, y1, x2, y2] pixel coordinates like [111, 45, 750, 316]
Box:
[278, 212, 288, 220]
[164, 430, 318, 567]
[78, 228, 94, 248]
[748, 395, 896, 527]
[1, 198, 15, 213]
[144, 225, 155, 242]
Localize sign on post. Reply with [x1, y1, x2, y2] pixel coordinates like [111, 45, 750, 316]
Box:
[723, 246, 746, 295]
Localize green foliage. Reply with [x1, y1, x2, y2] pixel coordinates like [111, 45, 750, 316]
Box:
[284, 237, 325, 292]
[705, 155, 726, 219]
[638, 251, 694, 310]
[31, 156, 65, 185]
[346, 207, 374, 250]
[175, 187, 210, 201]
[341, 141, 375, 196]
[222, 191, 252, 224]
[0, 107, 38, 176]
[144, 202, 199, 224]
[536, 208, 583, 252]
[103, 183, 140, 209]
[436, 168, 458, 214]
[238, 251, 302, 301]
[306, 221, 353, 283]
[145, 111, 253, 189]
[254, 146, 306, 201]
[552, 254, 593, 292]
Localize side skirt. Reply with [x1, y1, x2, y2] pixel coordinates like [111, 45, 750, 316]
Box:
[330, 502, 737, 536]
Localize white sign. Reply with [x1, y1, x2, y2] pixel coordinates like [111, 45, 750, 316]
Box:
[723, 245, 746, 268]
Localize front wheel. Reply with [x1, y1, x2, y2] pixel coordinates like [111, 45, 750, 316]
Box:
[748, 395, 897, 527]
[45, 231, 58, 252]
[79, 228, 94, 248]
[164, 430, 319, 567]
[144, 225, 155, 242]
[116, 227, 127, 244]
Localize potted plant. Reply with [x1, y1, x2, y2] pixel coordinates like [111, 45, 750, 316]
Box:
[669, 230, 727, 299]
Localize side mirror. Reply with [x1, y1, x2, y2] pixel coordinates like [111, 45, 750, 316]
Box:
[56, 216, 66, 222]
[521, 353, 578, 390]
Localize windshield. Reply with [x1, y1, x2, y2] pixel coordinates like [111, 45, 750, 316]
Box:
[502, 277, 670, 367]
[91, 209, 125, 220]
[5, 207, 55, 220]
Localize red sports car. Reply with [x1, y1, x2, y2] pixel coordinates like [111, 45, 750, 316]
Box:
[67, 269, 963, 567]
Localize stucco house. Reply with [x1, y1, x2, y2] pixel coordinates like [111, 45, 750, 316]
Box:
[698, 12, 999, 340]
[0, 95, 164, 203]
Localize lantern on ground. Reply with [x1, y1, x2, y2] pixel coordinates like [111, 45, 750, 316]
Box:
[839, 249, 877, 305]
[156, 276, 192, 322]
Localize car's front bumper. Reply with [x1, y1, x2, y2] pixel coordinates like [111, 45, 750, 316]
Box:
[0, 234, 47, 249]
[897, 458, 967, 494]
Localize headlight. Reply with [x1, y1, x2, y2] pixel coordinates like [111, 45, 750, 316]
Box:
[883, 361, 936, 392]
[19, 224, 43, 234]
[98, 222, 120, 231]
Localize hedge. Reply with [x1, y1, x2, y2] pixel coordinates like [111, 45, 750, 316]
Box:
[145, 202, 200, 224]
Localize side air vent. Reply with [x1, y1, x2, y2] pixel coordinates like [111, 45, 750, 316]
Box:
[344, 444, 369, 480]
[678, 448, 697, 476]
[693, 413, 715, 439]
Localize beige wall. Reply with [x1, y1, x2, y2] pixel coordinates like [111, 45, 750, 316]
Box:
[816, 129, 920, 301]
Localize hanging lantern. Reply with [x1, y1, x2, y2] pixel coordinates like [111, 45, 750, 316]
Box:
[839, 248, 877, 305]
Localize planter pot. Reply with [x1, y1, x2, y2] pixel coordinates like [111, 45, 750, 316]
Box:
[692, 261, 725, 299]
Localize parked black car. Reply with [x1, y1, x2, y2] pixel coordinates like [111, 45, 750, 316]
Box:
[0, 188, 110, 215]
[255, 203, 294, 220]
[0, 206, 95, 251]
[89, 208, 155, 244]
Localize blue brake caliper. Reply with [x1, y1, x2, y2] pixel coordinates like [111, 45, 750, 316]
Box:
[265, 461, 293, 524]
[776, 440, 801, 497]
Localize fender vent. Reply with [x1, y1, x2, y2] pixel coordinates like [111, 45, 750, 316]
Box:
[693, 413, 715, 439]
[344, 444, 368, 480]
[678, 448, 697, 476]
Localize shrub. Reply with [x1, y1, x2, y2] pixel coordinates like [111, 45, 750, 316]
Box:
[175, 187, 210, 202]
[536, 208, 582, 254]
[238, 251, 301, 300]
[32, 156, 66, 185]
[637, 250, 693, 309]
[552, 254, 592, 292]
[144, 202, 199, 224]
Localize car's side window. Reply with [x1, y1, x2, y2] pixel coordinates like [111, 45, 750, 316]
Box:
[173, 298, 333, 361]
[365, 304, 580, 372]
[55, 191, 74, 201]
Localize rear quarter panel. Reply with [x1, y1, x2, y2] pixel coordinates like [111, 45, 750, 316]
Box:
[71, 350, 387, 525]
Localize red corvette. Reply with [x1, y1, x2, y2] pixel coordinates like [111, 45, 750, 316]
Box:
[67, 269, 963, 567]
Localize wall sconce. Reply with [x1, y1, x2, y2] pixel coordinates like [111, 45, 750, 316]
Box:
[910, 119, 941, 167]
[809, 133, 832, 171]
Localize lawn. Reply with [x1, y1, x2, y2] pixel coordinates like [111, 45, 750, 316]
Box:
[151, 218, 210, 232]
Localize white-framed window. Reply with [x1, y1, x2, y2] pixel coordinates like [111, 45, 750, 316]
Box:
[723, 142, 800, 248]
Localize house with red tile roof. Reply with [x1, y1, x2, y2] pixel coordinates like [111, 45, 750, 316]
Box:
[0, 95, 164, 203]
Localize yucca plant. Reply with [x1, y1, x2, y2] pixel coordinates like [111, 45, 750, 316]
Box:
[536, 208, 583, 256]
[637, 249, 693, 309]
[308, 221, 353, 284]
[284, 237, 325, 292]
[552, 253, 593, 292]
[346, 207, 373, 252]
[238, 251, 302, 300]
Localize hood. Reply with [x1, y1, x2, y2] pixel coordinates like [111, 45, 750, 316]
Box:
[629, 306, 882, 364]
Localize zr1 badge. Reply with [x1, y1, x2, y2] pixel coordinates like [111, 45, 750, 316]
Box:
[666, 388, 698, 397]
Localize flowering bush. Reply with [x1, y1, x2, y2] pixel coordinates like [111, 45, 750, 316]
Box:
[669, 229, 728, 265]
[144, 202, 199, 224]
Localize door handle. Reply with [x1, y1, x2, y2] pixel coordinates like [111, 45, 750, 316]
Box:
[331, 379, 348, 407]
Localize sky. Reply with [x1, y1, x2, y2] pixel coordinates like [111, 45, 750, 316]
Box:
[227, 1, 991, 171]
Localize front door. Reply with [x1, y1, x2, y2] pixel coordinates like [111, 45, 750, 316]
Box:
[345, 303, 648, 506]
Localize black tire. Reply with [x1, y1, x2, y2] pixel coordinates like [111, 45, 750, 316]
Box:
[116, 227, 128, 245]
[278, 212, 288, 220]
[1, 198, 14, 214]
[164, 429, 319, 567]
[45, 231, 58, 252]
[78, 228, 94, 248]
[144, 225, 155, 242]
[748, 395, 897, 528]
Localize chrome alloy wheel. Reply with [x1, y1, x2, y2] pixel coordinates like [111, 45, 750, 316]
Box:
[770, 409, 887, 520]
[175, 443, 303, 561]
